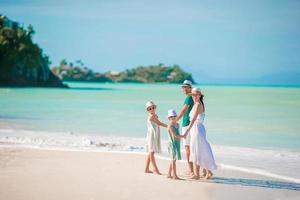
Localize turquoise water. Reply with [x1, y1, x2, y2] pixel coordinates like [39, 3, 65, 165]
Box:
[1, 82, 300, 150]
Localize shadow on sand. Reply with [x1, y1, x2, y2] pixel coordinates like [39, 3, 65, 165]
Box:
[180, 176, 300, 191]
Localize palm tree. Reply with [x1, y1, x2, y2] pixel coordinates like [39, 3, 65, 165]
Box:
[60, 59, 67, 67]
[27, 24, 35, 38]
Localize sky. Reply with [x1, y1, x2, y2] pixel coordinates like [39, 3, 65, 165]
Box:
[1, 0, 300, 84]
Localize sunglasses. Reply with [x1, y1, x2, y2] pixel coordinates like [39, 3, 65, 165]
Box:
[147, 106, 156, 111]
[182, 86, 191, 89]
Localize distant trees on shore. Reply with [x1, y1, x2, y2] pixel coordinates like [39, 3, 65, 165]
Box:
[52, 61, 194, 84]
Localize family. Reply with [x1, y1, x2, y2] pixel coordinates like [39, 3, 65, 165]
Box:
[144, 80, 217, 180]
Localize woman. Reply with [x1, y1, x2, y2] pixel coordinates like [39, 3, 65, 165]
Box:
[183, 87, 217, 179]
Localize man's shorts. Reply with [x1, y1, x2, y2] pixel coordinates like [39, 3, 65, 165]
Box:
[182, 126, 191, 146]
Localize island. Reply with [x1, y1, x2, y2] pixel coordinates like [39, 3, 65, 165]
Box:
[0, 15, 67, 87]
[52, 61, 195, 84]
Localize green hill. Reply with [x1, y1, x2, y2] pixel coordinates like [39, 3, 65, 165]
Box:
[0, 15, 67, 87]
[52, 62, 194, 84]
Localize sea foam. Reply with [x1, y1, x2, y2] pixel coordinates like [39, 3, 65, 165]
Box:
[1, 128, 300, 184]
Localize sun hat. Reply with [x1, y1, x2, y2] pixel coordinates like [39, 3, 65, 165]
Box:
[167, 109, 177, 118]
[145, 101, 156, 110]
[181, 80, 192, 87]
[191, 87, 202, 95]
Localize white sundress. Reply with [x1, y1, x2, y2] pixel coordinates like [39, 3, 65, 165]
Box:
[146, 119, 162, 153]
[189, 104, 217, 170]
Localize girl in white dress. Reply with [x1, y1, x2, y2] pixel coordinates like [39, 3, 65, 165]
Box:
[144, 101, 168, 175]
[183, 88, 217, 179]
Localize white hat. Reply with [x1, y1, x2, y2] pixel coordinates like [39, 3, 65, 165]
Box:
[145, 101, 156, 110]
[182, 80, 192, 87]
[191, 87, 202, 95]
[167, 109, 177, 117]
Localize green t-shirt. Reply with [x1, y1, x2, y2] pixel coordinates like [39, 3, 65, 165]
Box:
[182, 95, 194, 127]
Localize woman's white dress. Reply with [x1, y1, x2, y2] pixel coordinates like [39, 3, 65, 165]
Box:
[189, 104, 217, 170]
[146, 119, 162, 153]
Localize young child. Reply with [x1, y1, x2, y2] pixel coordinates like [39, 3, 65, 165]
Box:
[144, 101, 168, 175]
[167, 109, 186, 180]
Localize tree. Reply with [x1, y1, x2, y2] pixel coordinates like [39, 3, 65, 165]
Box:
[75, 60, 84, 67]
[60, 59, 67, 66]
[27, 24, 35, 38]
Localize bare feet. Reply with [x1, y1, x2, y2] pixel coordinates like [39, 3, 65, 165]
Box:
[191, 175, 200, 180]
[167, 175, 182, 180]
[144, 170, 153, 174]
[173, 176, 182, 180]
[205, 172, 213, 179]
[154, 170, 162, 175]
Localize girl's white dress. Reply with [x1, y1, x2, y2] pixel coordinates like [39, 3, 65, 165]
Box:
[146, 118, 162, 153]
[189, 104, 217, 170]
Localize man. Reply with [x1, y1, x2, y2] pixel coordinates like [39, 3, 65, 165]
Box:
[175, 80, 194, 175]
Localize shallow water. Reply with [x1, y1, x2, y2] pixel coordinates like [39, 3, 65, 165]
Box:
[1, 82, 299, 149]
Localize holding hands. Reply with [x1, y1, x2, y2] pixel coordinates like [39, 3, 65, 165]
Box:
[182, 128, 190, 139]
[167, 123, 187, 139]
[183, 132, 188, 139]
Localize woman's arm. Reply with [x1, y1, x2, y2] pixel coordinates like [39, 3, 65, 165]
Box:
[183, 103, 200, 136]
[150, 115, 168, 128]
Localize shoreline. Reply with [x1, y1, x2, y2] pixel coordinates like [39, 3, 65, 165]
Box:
[0, 147, 299, 200]
[1, 127, 299, 151]
[63, 81, 300, 88]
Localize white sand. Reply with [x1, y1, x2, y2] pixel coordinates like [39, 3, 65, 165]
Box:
[0, 147, 299, 200]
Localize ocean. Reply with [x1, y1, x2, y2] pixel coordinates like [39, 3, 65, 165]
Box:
[0, 82, 300, 183]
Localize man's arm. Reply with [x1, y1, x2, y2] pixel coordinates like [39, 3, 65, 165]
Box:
[175, 104, 189, 122]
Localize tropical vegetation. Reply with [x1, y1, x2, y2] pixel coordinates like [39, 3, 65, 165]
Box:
[0, 15, 66, 87]
[52, 62, 194, 83]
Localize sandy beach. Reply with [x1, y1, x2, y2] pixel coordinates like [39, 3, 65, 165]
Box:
[0, 147, 299, 200]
